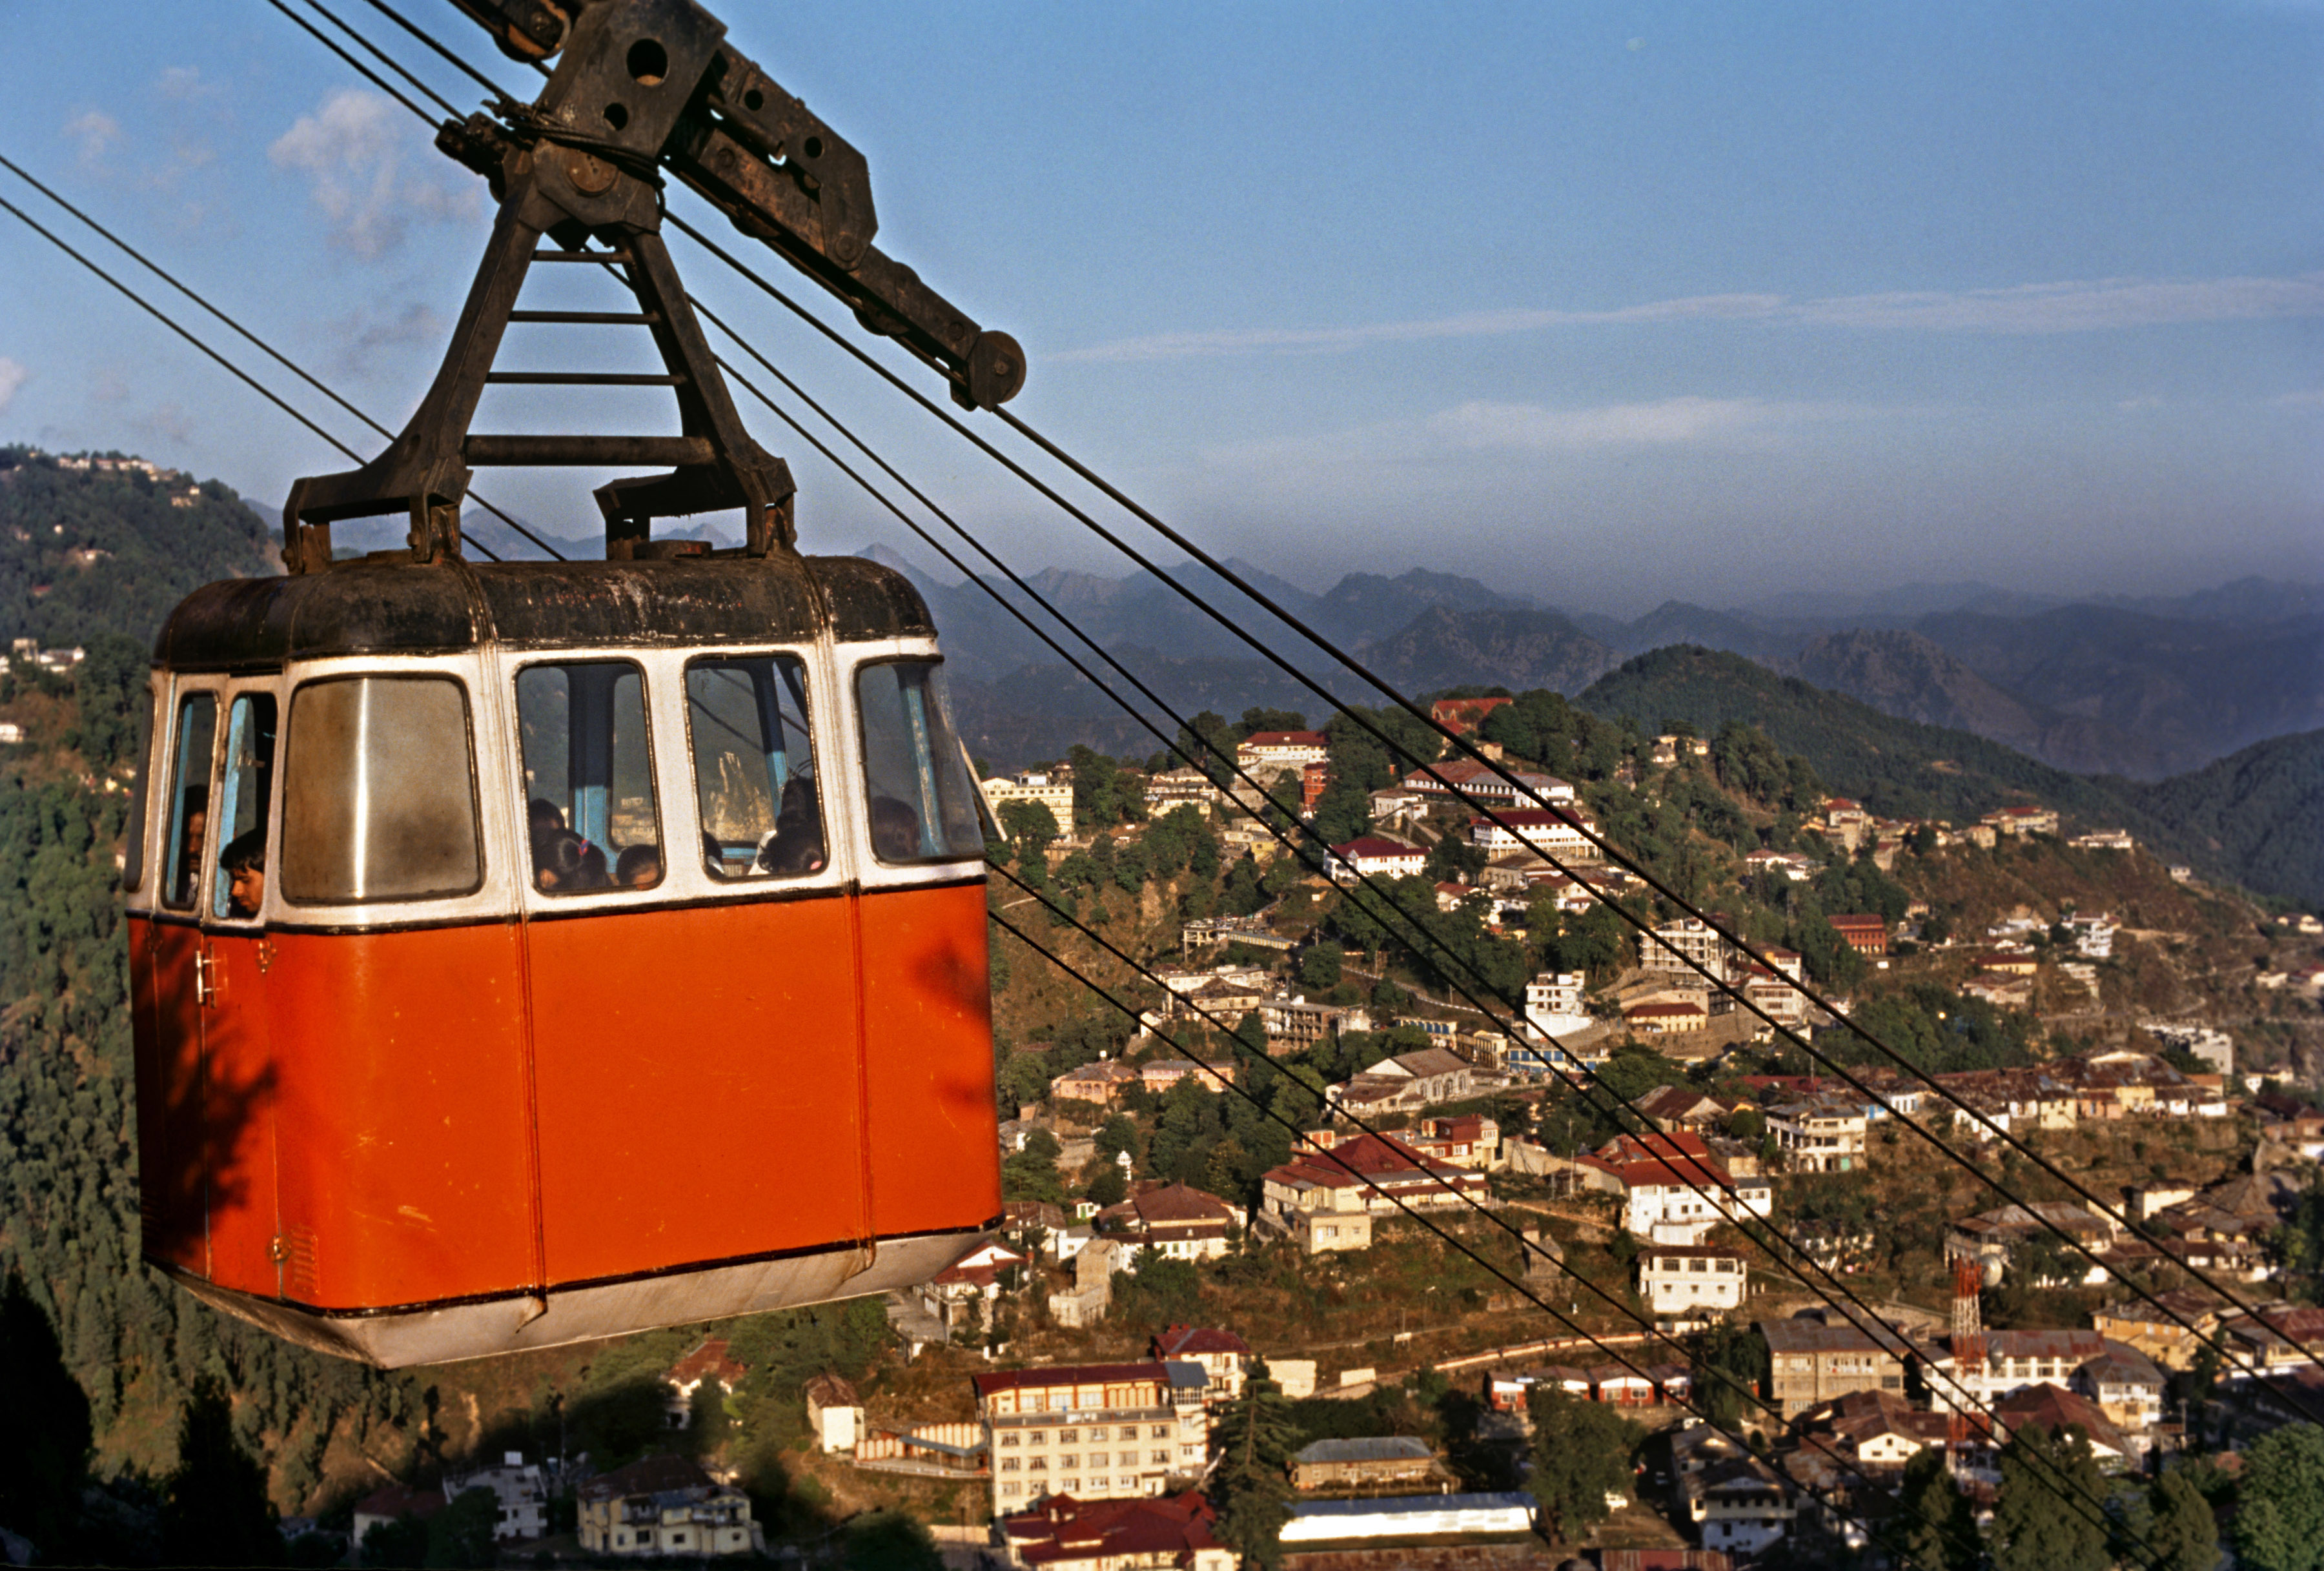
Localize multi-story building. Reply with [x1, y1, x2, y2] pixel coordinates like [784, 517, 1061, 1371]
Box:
[1524, 970, 1590, 1037]
[976, 1361, 1211, 1514]
[1642, 917, 1732, 982]
[1637, 1244, 1748, 1330]
[1766, 1096, 1870, 1173]
[1400, 760, 1575, 807]
[1583, 1132, 1772, 1244]
[1152, 1326, 1252, 1404]
[1236, 730, 1330, 775]
[983, 770, 1077, 829]
[1258, 1132, 1490, 1248]
[999, 1492, 1232, 1571]
[1757, 1315, 1911, 1419]
[1468, 806, 1600, 859]
[1259, 996, 1370, 1055]
[578, 1455, 760, 1558]
[1095, 1184, 1238, 1263]
[1826, 915, 1890, 957]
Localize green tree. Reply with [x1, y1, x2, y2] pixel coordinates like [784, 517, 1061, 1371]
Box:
[361, 1515, 431, 1568]
[1299, 940, 1344, 991]
[2234, 1423, 2324, 1571]
[160, 1378, 283, 1568]
[1003, 1129, 1066, 1205]
[1070, 745, 1135, 827]
[1690, 1323, 1769, 1428]
[1990, 1423, 2110, 1571]
[2277, 1172, 2324, 1304]
[844, 1509, 945, 1571]
[423, 1488, 499, 1568]
[1000, 798, 1063, 858]
[1085, 1162, 1128, 1207]
[1211, 1362, 1298, 1569]
[1894, 1450, 1980, 1571]
[2147, 1467, 2221, 1571]
[1525, 1385, 1640, 1542]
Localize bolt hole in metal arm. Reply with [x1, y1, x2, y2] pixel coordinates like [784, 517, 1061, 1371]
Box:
[288, 0, 1023, 571]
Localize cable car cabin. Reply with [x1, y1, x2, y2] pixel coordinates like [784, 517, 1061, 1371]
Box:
[124, 551, 1000, 1366]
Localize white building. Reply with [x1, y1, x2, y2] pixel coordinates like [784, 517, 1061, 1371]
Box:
[1524, 970, 1591, 1039]
[1638, 1245, 1748, 1328]
[1469, 807, 1599, 859]
[1767, 1097, 1870, 1174]
[1327, 835, 1426, 882]
[1642, 917, 1732, 983]
[983, 771, 1075, 829]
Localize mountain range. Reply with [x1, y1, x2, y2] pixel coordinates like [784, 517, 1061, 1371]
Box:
[862, 547, 2319, 785]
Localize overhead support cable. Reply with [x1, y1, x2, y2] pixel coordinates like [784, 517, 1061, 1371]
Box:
[292, 0, 2313, 1411]
[0, 155, 559, 562]
[660, 198, 2316, 1395]
[986, 864, 2035, 1571]
[689, 311, 2175, 1557]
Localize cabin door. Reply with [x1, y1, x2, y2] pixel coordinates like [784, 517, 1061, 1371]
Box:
[513, 652, 873, 1289]
[196, 689, 283, 1297]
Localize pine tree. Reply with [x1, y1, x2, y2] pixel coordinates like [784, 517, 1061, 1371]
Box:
[159, 1377, 282, 1567]
[1990, 1423, 2109, 1571]
[1893, 1451, 1979, 1571]
[2233, 1423, 2324, 1571]
[0, 1272, 92, 1559]
[1210, 1362, 1297, 1570]
[2147, 1467, 2221, 1571]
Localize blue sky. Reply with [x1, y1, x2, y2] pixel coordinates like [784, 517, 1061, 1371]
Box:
[1, 1, 2318, 614]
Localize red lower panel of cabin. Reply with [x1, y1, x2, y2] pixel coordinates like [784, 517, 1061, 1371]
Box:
[128, 882, 998, 1322]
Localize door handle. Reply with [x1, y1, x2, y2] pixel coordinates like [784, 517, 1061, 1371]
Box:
[194, 949, 218, 1007]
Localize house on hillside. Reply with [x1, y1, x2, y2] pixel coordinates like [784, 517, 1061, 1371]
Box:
[663, 1338, 747, 1428]
[1096, 1184, 1238, 1262]
[1153, 1326, 1253, 1404]
[578, 1455, 760, 1557]
[999, 1492, 1232, 1571]
[1327, 836, 1427, 882]
[1236, 731, 1329, 775]
[1258, 1132, 1489, 1252]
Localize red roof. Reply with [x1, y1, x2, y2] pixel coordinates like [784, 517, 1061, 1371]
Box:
[1003, 1492, 1221, 1565]
[1583, 1152, 1740, 1193]
[580, 1454, 714, 1503]
[1625, 1001, 1709, 1019]
[1332, 836, 1424, 860]
[1154, 1325, 1252, 1359]
[354, 1481, 445, 1522]
[666, 1336, 746, 1388]
[1828, 913, 1888, 931]
[1261, 1131, 1482, 1192]
[972, 1361, 1168, 1397]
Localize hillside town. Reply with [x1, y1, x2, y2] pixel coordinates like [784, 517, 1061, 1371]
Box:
[331, 698, 2324, 1566]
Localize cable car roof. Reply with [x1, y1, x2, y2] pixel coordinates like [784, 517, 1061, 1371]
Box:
[152, 552, 935, 670]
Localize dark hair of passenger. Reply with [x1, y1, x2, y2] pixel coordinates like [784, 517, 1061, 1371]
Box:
[528, 797, 567, 839]
[615, 843, 662, 888]
[869, 795, 921, 862]
[535, 829, 609, 892]
[220, 828, 266, 874]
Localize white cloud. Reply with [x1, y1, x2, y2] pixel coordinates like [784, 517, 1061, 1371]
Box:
[270, 89, 478, 258]
[0, 358, 27, 416]
[331, 301, 449, 374]
[63, 111, 121, 167]
[1060, 272, 2324, 362]
[2270, 389, 2324, 408]
[1428, 396, 1806, 451]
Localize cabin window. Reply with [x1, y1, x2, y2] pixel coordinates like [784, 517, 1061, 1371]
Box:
[122, 685, 158, 893]
[516, 662, 661, 893]
[161, 693, 218, 911]
[683, 655, 822, 880]
[854, 660, 982, 863]
[210, 693, 278, 921]
[280, 676, 484, 904]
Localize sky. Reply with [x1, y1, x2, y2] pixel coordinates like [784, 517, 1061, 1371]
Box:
[1, 1, 2318, 616]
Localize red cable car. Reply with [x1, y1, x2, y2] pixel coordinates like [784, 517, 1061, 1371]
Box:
[127, 553, 1001, 1366]
[125, 0, 1026, 1365]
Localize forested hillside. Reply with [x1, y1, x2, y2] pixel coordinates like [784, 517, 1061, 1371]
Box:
[1575, 645, 2323, 904]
